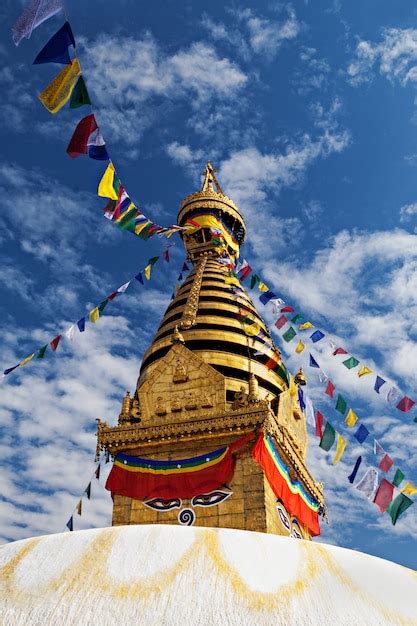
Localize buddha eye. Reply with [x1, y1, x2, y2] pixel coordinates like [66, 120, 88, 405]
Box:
[276, 500, 291, 531]
[143, 497, 182, 511]
[191, 490, 232, 507]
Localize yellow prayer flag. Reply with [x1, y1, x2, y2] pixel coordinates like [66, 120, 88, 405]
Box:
[345, 408, 359, 428]
[39, 58, 81, 114]
[258, 282, 269, 292]
[89, 307, 100, 323]
[144, 264, 152, 280]
[134, 221, 152, 236]
[243, 320, 260, 337]
[77, 500, 82, 516]
[358, 366, 373, 378]
[299, 322, 314, 330]
[295, 340, 305, 354]
[402, 481, 417, 496]
[332, 434, 347, 465]
[225, 276, 240, 286]
[20, 353, 35, 367]
[98, 162, 118, 200]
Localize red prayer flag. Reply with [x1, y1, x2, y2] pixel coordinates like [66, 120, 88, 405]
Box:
[239, 265, 252, 280]
[325, 380, 335, 398]
[281, 305, 294, 313]
[66, 114, 98, 158]
[275, 315, 288, 330]
[333, 347, 348, 355]
[373, 478, 394, 512]
[396, 395, 415, 413]
[315, 410, 324, 438]
[379, 453, 394, 473]
[50, 335, 61, 351]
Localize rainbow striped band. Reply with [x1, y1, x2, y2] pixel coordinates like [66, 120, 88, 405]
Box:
[113, 446, 228, 475]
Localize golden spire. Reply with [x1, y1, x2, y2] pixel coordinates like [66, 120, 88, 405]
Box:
[201, 161, 224, 195]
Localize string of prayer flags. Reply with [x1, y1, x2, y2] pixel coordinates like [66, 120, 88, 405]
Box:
[343, 356, 360, 370]
[392, 468, 405, 488]
[373, 479, 394, 513]
[309, 354, 320, 368]
[354, 424, 369, 444]
[348, 456, 362, 484]
[345, 408, 359, 428]
[319, 421, 336, 451]
[358, 366, 373, 378]
[33, 21, 75, 65]
[333, 434, 347, 464]
[70, 76, 91, 108]
[335, 394, 347, 415]
[387, 493, 414, 525]
[282, 327, 296, 342]
[315, 410, 324, 438]
[12, 0, 62, 46]
[67, 114, 108, 160]
[354, 467, 379, 500]
[310, 330, 325, 343]
[39, 58, 81, 113]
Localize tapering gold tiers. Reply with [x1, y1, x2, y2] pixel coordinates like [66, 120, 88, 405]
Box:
[96, 162, 324, 538]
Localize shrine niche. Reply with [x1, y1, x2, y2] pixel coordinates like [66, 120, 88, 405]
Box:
[137, 342, 226, 425]
[276, 389, 308, 460]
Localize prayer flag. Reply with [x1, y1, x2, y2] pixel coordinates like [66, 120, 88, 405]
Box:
[33, 21, 74, 64]
[402, 481, 417, 497]
[144, 264, 152, 280]
[333, 434, 347, 464]
[309, 354, 320, 368]
[50, 335, 61, 351]
[250, 275, 259, 289]
[85, 483, 91, 499]
[354, 467, 379, 500]
[348, 456, 362, 484]
[333, 347, 347, 355]
[182, 262, 189, 272]
[374, 376, 386, 394]
[335, 394, 347, 415]
[70, 75, 91, 108]
[98, 300, 108, 313]
[315, 410, 324, 438]
[77, 318, 86, 332]
[163, 249, 170, 262]
[260, 291, 276, 305]
[325, 380, 335, 397]
[89, 307, 99, 323]
[281, 305, 294, 313]
[4, 365, 19, 375]
[295, 340, 305, 354]
[66, 516, 73, 531]
[392, 468, 405, 488]
[354, 424, 369, 444]
[238, 264, 252, 281]
[298, 387, 306, 411]
[282, 327, 296, 342]
[258, 282, 269, 292]
[117, 281, 131, 294]
[358, 366, 372, 378]
[77, 500, 82, 516]
[396, 395, 415, 413]
[319, 421, 336, 451]
[299, 321, 314, 330]
[20, 353, 35, 367]
[275, 315, 287, 330]
[305, 396, 315, 428]
[95, 465, 101, 480]
[39, 58, 81, 114]
[387, 493, 413, 525]
[310, 330, 325, 343]
[64, 325, 75, 341]
[342, 356, 360, 369]
[387, 386, 401, 405]
[37, 344, 47, 359]
[291, 314, 303, 324]
[148, 256, 159, 266]
[135, 272, 144, 284]
[379, 454, 393, 474]
[345, 408, 358, 428]
[12, 0, 62, 46]
[98, 162, 120, 200]
[318, 369, 328, 383]
[373, 478, 394, 513]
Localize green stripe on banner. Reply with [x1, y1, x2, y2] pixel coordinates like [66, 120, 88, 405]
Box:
[282, 327, 296, 342]
[319, 421, 336, 451]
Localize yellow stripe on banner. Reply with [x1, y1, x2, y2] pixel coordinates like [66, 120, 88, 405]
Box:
[114, 449, 228, 475]
[39, 58, 81, 114]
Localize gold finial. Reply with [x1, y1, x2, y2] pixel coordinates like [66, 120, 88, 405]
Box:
[294, 367, 307, 386]
[248, 374, 260, 403]
[201, 161, 224, 195]
[172, 325, 185, 344]
[119, 391, 131, 424]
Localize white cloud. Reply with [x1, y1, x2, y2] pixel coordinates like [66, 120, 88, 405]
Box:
[166, 142, 205, 176]
[399, 202, 417, 222]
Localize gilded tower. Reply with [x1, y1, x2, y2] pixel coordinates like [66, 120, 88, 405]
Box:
[97, 162, 324, 538]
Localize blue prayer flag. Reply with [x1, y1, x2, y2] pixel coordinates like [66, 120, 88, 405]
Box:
[298, 387, 306, 411]
[354, 424, 369, 444]
[374, 376, 386, 394]
[309, 354, 320, 368]
[135, 272, 144, 285]
[348, 456, 362, 484]
[33, 21, 75, 65]
[310, 330, 325, 343]
[66, 516, 73, 531]
[259, 290, 276, 305]
[77, 318, 86, 332]
[4, 364, 20, 375]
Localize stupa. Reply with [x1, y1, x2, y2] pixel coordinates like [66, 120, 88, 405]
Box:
[1, 163, 416, 625]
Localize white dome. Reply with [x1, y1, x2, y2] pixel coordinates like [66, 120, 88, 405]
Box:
[0, 525, 416, 625]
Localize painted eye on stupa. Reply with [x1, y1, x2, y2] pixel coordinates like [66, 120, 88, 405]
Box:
[143, 497, 182, 511]
[191, 490, 232, 508]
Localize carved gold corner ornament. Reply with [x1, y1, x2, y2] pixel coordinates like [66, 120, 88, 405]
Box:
[180, 255, 207, 329]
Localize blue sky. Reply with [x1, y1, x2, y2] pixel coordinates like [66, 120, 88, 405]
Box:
[1, 0, 417, 569]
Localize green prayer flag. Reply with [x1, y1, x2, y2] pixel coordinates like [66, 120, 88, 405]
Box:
[70, 75, 91, 108]
[148, 256, 159, 266]
[37, 344, 48, 359]
[392, 468, 405, 488]
[387, 493, 414, 525]
[291, 314, 303, 323]
[319, 421, 336, 451]
[335, 394, 347, 415]
[282, 326, 296, 342]
[98, 299, 109, 313]
[250, 274, 259, 289]
[342, 356, 360, 369]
